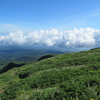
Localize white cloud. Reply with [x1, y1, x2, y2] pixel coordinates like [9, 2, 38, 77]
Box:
[0, 28, 100, 48]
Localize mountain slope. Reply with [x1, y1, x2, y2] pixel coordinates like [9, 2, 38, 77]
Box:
[0, 48, 100, 100]
[0, 62, 25, 74]
[0, 45, 72, 66]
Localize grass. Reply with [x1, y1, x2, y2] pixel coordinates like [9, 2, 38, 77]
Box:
[0, 48, 100, 99]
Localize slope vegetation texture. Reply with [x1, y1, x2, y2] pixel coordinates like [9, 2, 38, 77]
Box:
[0, 48, 100, 100]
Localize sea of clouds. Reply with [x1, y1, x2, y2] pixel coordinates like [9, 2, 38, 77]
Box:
[0, 27, 100, 49]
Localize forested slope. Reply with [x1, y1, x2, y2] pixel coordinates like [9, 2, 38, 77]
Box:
[0, 48, 100, 100]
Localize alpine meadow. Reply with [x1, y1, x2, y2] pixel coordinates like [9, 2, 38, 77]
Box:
[0, 47, 100, 100]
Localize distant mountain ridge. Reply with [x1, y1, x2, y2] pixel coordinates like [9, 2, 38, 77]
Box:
[0, 45, 73, 67]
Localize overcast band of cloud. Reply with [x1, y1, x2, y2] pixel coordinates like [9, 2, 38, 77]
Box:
[0, 27, 100, 48]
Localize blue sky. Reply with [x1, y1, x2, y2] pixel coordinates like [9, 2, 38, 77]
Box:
[0, 0, 100, 33]
[0, 0, 100, 49]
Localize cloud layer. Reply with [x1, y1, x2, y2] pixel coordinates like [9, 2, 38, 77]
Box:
[0, 28, 100, 48]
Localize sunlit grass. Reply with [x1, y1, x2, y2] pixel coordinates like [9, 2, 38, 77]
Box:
[1, 48, 100, 99]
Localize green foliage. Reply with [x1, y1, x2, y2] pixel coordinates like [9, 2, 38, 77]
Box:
[1, 48, 100, 100]
[28, 87, 65, 100]
[0, 62, 25, 74]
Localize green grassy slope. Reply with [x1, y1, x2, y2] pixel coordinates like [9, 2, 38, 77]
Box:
[0, 48, 100, 100]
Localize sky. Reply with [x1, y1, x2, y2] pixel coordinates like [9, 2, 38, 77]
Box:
[0, 0, 100, 50]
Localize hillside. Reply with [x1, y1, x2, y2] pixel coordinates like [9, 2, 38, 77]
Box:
[0, 45, 72, 67]
[0, 48, 100, 100]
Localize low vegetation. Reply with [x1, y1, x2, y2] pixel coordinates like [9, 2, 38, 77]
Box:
[0, 48, 100, 100]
